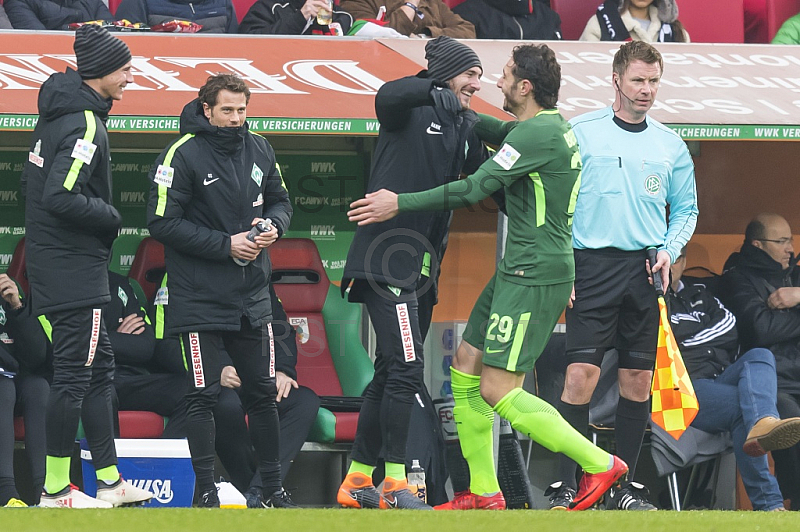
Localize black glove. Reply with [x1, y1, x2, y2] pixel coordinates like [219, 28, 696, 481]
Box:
[429, 84, 461, 115]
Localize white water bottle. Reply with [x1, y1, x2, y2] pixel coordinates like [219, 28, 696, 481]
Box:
[408, 459, 426, 503]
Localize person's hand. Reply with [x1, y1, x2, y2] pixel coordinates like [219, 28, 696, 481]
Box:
[768, 287, 800, 309]
[0, 274, 22, 310]
[430, 85, 461, 115]
[647, 250, 671, 295]
[117, 313, 145, 335]
[567, 285, 575, 309]
[300, 0, 331, 18]
[347, 189, 399, 226]
[230, 231, 262, 262]
[275, 371, 298, 402]
[221, 365, 241, 389]
[250, 218, 279, 249]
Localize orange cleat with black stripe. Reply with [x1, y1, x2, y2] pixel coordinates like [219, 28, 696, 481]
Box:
[337, 472, 381, 509]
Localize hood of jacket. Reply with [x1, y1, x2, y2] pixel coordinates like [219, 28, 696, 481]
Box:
[37, 68, 112, 122]
[723, 243, 796, 281]
[179, 98, 248, 155]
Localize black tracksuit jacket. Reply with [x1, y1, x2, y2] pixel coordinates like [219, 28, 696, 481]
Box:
[21, 67, 122, 315]
[147, 99, 292, 334]
[342, 74, 486, 298]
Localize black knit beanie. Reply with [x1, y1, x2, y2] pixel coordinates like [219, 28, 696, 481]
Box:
[425, 36, 482, 83]
[74, 25, 132, 80]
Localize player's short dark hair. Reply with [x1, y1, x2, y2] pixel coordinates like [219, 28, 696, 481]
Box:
[744, 219, 767, 245]
[198, 73, 251, 107]
[510, 44, 560, 109]
[612, 41, 663, 79]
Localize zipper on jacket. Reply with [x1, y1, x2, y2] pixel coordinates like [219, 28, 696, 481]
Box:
[513, 18, 523, 39]
[189, 3, 196, 14]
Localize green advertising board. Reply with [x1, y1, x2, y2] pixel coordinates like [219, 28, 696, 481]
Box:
[278, 152, 365, 282]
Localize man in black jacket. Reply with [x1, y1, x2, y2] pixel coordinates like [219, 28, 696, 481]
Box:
[453, 0, 561, 40]
[147, 73, 293, 508]
[337, 36, 487, 510]
[670, 248, 800, 511]
[239, 0, 352, 35]
[4, 0, 112, 30]
[722, 213, 800, 509]
[22, 26, 151, 509]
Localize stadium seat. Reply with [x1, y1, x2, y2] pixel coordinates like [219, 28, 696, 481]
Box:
[269, 238, 373, 443]
[679, 0, 745, 43]
[108, 0, 123, 16]
[231, 0, 259, 23]
[7, 238, 28, 298]
[442, 0, 466, 9]
[766, 0, 800, 41]
[128, 237, 165, 303]
[550, 0, 598, 40]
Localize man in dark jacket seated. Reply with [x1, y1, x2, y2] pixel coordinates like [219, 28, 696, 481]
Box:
[4, 0, 112, 30]
[115, 0, 238, 32]
[453, 0, 561, 40]
[239, 0, 352, 35]
[670, 247, 800, 511]
[722, 213, 800, 510]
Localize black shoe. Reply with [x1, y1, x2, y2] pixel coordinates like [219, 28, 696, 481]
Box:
[262, 488, 299, 508]
[606, 482, 657, 511]
[244, 487, 264, 509]
[544, 481, 576, 510]
[198, 489, 220, 508]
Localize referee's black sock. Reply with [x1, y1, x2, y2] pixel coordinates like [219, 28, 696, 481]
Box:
[555, 399, 589, 490]
[614, 396, 650, 485]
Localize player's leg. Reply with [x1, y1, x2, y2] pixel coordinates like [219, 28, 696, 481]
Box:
[181, 330, 225, 507]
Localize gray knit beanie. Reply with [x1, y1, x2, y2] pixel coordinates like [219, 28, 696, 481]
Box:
[425, 36, 482, 83]
[74, 25, 132, 80]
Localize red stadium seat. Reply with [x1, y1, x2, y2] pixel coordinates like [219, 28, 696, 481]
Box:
[679, 0, 745, 43]
[766, 0, 800, 41]
[550, 0, 599, 40]
[127, 237, 165, 303]
[231, 0, 258, 22]
[269, 239, 373, 443]
[441, 0, 467, 9]
[118, 411, 166, 438]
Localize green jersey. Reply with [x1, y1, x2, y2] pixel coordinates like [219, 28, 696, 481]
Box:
[398, 110, 582, 286]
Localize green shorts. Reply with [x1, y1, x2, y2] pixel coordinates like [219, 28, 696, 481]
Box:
[462, 273, 572, 373]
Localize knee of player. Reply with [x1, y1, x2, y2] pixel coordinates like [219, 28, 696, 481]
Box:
[618, 369, 654, 401]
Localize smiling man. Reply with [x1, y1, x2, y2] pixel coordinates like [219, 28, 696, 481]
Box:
[22, 25, 152, 508]
[550, 40, 698, 511]
[337, 36, 487, 510]
[147, 73, 293, 508]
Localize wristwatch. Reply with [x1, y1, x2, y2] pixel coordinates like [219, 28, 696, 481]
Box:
[403, 2, 425, 20]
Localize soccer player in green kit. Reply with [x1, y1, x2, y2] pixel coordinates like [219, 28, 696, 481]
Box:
[347, 43, 627, 511]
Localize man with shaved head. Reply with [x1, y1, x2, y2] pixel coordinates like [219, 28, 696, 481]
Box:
[722, 213, 800, 510]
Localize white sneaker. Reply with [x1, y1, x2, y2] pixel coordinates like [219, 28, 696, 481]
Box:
[96, 479, 153, 507]
[39, 486, 113, 508]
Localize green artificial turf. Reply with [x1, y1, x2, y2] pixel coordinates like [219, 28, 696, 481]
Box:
[2, 508, 799, 532]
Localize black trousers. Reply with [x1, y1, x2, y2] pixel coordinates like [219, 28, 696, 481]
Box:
[114, 372, 189, 439]
[351, 281, 425, 466]
[180, 318, 280, 494]
[47, 307, 117, 470]
[215, 385, 320, 493]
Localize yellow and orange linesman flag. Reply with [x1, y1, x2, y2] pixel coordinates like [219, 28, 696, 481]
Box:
[647, 248, 699, 440]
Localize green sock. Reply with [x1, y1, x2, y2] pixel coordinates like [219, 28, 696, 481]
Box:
[494, 388, 610, 474]
[44, 456, 71, 495]
[451, 367, 500, 495]
[385, 462, 405, 481]
[347, 460, 375, 477]
[95, 465, 120, 483]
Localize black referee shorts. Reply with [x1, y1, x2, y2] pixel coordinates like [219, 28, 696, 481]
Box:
[565, 248, 658, 370]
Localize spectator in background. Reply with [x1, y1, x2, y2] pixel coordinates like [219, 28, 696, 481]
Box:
[722, 214, 800, 510]
[4, 0, 112, 30]
[453, 0, 561, 40]
[340, 0, 475, 38]
[239, 0, 353, 35]
[0, 274, 50, 507]
[772, 11, 800, 44]
[114, 0, 238, 32]
[1, 3, 13, 28]
[580, 0, 689, 43]
[670, 248, 800, 511]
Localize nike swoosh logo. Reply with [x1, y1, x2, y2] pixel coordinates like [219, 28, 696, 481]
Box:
[485, 348, 504, 354]
[426, 127, 443, 135]
[383, 496, 398, 508]
[203, 177, 220, 186]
